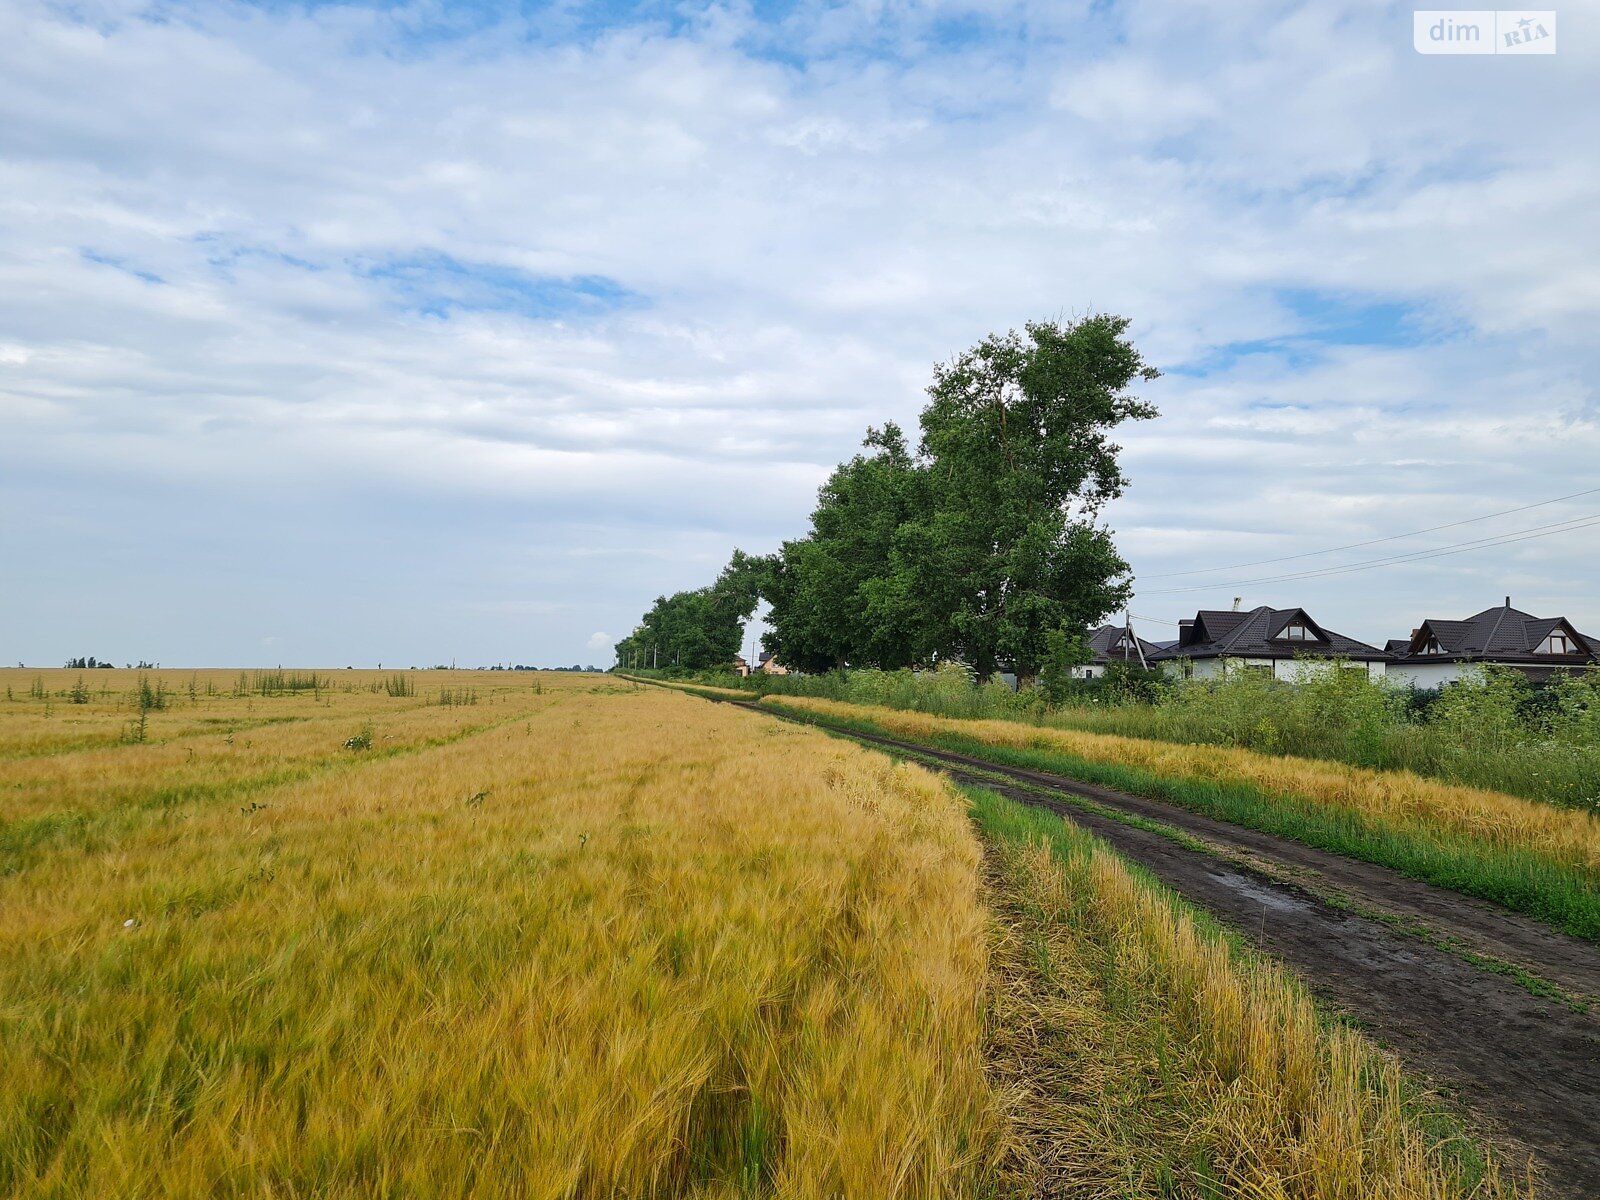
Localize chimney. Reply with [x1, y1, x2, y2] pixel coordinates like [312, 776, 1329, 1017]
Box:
[1505, 596, 1512, 608]
[1410, 628, 1420, 640]
[1178, 618, 1195, 645]
[1232, 596, 1242, 612]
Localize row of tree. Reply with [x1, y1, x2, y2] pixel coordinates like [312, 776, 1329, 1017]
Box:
[613, 551, 766, 672]
[615, 315, 1159, 686]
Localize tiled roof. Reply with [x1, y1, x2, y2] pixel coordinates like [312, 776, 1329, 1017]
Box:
[1084, 624, 1163, 666]
[1149, 606, 1390, 662]
[1398, 605, 1598, 664]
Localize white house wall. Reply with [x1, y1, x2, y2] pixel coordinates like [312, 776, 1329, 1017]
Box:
[1388, 662, 1467, 689]
[1161, 658, 1387, 681]
[1276, 659, 1387, 681]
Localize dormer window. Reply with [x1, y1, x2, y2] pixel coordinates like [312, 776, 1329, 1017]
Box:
[1280, 621, 1316, 641]
[1421, 635, 1446, 655]
[1539, 630, 1576, 655]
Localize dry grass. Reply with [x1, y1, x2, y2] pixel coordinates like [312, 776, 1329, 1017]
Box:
[974, 788, 1522, 1199]
[764, 697, 1600, 878]
[0, 672, 998, 1198]
[623, 677, 757, 702]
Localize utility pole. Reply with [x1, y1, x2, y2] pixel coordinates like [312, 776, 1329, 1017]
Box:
[1125, 610, 1148, 670]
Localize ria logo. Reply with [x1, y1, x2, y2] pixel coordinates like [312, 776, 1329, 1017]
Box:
[1501, 13, 1554, 47]
[1413, 10, 1557, 54]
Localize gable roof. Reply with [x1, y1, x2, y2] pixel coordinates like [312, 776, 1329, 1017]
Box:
[1084, 624, 1162, 666]
[1149, 606, 1390, 662]
[1399, 604, 1598, 664]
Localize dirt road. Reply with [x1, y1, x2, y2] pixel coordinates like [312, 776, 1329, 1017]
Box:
[746, 702, 1600, 1198]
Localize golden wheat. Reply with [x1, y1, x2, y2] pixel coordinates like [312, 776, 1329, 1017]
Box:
[0, 673, 997, 1198]
[0, 673, 1521, 1198]
[622, 677, 756, 701]
[765, 696, 1600, 876]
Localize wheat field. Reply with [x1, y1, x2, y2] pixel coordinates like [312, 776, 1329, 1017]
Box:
[0, 670, 1520, 1197]
[760, 696, 1600, 874]
[0, 670, 996, 1197]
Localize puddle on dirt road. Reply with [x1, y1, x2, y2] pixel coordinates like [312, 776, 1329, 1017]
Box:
[1205, 867, 1309, 914]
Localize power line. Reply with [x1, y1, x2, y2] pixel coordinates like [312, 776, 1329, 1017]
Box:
[1139, 485, 1600, 579]
[1138, 512, 1600, 596]
[1128, 612, 1182, 627]
[1141, 512, 1600, 595]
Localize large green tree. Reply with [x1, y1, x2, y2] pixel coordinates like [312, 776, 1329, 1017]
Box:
[620, 314, 1156, 686]
[764, 424, 929, 672]
[613, 550, 769, 671]
[896, 314, 1158, 683]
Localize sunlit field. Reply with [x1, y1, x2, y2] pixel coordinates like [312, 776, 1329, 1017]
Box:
[0, 670, 995, 1197]
[1, 670, 1516, 1197]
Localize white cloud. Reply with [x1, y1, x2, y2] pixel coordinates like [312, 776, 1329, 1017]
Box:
[1, 0, 1596, 664]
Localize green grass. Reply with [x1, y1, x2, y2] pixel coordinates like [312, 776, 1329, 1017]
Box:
[966, 783, 1509, 1198]
[764, 700, 1600, 942]
[668, 665, 1600, 812]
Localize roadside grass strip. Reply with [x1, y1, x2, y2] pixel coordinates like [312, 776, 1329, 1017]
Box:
[762, 696, 1600, 941]
[971, 783, 1520, 1199]
[618, 675, 756, 702]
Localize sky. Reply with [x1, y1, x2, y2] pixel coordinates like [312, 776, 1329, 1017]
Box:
[2, 0, 1596, 667]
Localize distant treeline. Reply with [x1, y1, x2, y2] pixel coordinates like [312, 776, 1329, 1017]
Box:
[615, 315, 1159, 684]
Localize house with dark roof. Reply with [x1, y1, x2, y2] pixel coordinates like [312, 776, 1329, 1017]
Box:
[1148, 606, 1391, 680]
[1072, 622, 1164, 678]
[1388, 600, 1598, 687]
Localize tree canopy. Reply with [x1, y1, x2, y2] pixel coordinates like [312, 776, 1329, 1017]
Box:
[615, 314, 1157, 685]
[613, 550, 769, 672]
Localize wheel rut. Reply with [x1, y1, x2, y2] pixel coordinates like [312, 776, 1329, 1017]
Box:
[738, 702, 1600, 1198]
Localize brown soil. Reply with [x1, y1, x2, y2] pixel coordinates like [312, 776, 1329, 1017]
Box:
[744, 703, 1600, 1198]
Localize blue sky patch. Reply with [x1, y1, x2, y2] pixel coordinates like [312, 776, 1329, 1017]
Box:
[1170, 288, 1461, 377]
[361, 253, 645, 320]
[80, 249, 164, 285]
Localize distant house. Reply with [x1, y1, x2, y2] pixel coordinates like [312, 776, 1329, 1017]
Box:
[757, 652, 789, 676]
[1149, 606, 1390, 680]
[1388, 599, 1598, 687]
[1072, 623, 1164, 678]
[732, 655, 751, 678]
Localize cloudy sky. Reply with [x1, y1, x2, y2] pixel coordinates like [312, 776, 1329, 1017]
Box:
[2, 0, 1596, 667]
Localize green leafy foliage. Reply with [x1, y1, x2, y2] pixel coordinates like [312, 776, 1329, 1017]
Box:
[904, 315, 1158, 682]
[764, 423, 931, 672]
[758, 315, 1158, 678]
[614, 550, 771, 672]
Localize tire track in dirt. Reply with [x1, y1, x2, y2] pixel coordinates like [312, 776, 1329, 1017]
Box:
[736, 702, 1600, 1197]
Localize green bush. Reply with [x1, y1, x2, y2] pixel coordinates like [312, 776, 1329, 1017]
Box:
[672, 658, 1599, 811]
